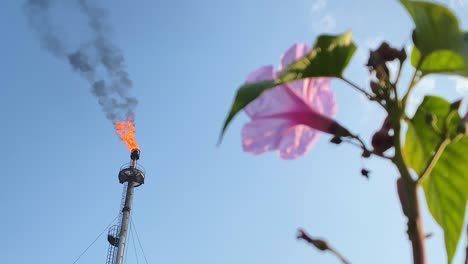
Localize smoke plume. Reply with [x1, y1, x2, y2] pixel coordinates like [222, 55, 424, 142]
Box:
[23, 0, 137, 123]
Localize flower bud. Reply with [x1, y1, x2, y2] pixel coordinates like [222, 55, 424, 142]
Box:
[372, 130, 393, 154]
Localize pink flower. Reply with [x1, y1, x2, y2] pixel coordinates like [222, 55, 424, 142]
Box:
[242, 43, 347, 159]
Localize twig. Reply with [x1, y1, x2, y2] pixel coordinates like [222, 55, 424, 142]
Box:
[401, 57, 424, 107]
[297, 229, 351, 264]
[389, 60, 403, 103]
[343, 134, 393, 161]
[340, 77, 387, 109]
[392, 60, 404, 88]
[340, 77, 372, 98]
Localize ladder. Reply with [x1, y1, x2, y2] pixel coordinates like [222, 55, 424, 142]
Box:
[105, 225, 120, 264]
[105, 183, 128, 264]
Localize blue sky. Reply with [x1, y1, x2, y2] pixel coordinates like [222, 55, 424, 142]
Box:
[1, 0, 468, 263]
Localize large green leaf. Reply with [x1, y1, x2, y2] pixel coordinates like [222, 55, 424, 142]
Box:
[400, 0, 468, 75]
[400, 0, 461, 56]
[422, 136, 468, 264]
[404, 96, 461, 173]
[403, 96, 468, 263]
[219, 32, 356, 141]
[410, 48, 465, 74]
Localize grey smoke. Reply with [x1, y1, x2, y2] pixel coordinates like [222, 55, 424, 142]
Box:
[23, 0, 137, 123]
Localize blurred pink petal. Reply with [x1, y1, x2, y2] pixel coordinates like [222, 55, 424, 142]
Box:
[277, 125, 319, 159]
[242, 43, 342, 159]
[279, 44, 337, 116]
[245, 65, 276, 83]
[279, 43, 310, 71]
[242, 118, 296, 155]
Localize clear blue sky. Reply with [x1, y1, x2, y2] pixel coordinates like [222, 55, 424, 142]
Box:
[1, 0, 467, 263]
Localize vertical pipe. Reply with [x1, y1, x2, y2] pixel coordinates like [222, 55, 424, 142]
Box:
[115, 180, 135, 264]
[115, 158, 137, 264]
[114, 149, 140, 264]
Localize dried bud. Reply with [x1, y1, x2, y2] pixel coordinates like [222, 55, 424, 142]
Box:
[313, 239, 329, 251]
[362, 149, 371, 158]
[367, 42, 404, 68]
[296, 229, 328, 251]
[376, 42, 402, 61]
[381, 116, 392, 133]
[297, 229, 308, 240]
[371, 130, 394, 154]
[398, 48, 407, 63]
[367, 42, 404, 83]
[375, 64, 390, 82]
[370, 81, 380, 94]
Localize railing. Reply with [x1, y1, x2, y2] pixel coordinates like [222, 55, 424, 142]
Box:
[120, 162, 146, 174]
[105, 225, 120, 264]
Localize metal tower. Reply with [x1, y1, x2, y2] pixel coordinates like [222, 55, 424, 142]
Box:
[106, 149, 145, 264]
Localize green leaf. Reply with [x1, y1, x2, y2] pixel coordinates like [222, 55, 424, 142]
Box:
[404, 97, 446, 173]
[400, 0, 462, 56]
[279, 32, 357, 82]
[403, 96, 468, 263]
[411, 47, 465, 74]
[400, 0, 468, 75]
[219, 32, 356, 141]
[422, 137, 468, 264]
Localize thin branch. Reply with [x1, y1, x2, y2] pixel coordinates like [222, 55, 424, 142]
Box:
[344, 131, 393, 160]
[389, 60, 403, 104]
[392, 60, 404, 88]
[340, 77, 373, 98]
[416, 138, 451, 185]
[340, 77, 387, 109]
[297, 229, 351, 264]
[341, 137, 392, 161]
[401, 57, 424, 107]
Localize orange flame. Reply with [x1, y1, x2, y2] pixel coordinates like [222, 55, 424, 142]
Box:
[115, 118, 139, 151]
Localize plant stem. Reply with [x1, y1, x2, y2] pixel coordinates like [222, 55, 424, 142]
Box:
[406, 182, 427, 264]
[392, 116, 427, 264]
